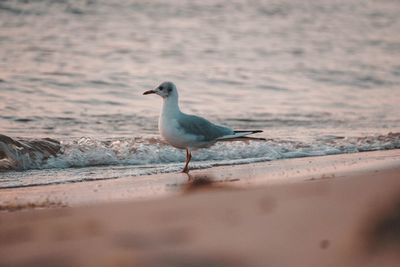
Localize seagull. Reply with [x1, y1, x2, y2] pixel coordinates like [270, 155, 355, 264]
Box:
[143, 81, 264, 173]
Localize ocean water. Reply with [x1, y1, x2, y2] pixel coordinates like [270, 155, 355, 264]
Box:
[1, 0, 400, 188]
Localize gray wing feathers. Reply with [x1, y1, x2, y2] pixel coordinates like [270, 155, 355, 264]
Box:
[177, 114, 234, 141]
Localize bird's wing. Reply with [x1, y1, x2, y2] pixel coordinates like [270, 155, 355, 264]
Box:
[177, 114, 234, 141]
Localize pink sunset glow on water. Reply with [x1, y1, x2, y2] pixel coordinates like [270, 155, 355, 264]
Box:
[0, 0, 399, 186]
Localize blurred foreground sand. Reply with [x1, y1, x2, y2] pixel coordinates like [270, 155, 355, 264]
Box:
[0, 150, 399, 267]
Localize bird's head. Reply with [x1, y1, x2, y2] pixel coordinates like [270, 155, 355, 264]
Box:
[143, 81, 177, 99]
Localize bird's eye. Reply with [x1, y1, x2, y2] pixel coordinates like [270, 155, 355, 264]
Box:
[159, 86, 163, 91]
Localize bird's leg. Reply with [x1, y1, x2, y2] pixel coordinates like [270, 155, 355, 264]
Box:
[182, 148, 192, 173]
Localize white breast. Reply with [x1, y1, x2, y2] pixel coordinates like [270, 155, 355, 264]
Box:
[159, 116, 180, 148]
[158, 93, 199, 149]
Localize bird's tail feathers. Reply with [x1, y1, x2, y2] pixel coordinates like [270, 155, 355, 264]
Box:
[218, 136, 266, 142]
[234, 130, 263, 134]
[217, 130, 265, 141]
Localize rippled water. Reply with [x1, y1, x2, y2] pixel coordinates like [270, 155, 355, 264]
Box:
[1, 0, 400, 187]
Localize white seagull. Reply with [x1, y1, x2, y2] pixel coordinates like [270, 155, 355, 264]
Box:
[143, 81, 264, 173]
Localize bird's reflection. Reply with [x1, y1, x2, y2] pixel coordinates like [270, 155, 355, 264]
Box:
[181, 173, 240, 193]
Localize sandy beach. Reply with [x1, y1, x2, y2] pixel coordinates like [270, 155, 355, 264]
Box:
[1, 150, 399, 267]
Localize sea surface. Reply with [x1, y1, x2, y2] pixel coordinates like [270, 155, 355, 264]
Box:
[1, 0, 400, 188]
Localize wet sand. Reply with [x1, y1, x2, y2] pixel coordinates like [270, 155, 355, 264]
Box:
[0, 150, 400, 266]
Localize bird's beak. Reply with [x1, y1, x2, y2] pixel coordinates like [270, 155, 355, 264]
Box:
[143, 89, 156, 95]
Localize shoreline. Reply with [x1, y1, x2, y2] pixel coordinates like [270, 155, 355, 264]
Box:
[0, 150, 399, 266]
[0, 149, 399, 209]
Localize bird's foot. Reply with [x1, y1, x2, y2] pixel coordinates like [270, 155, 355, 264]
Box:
[181, 167, 189, 174]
